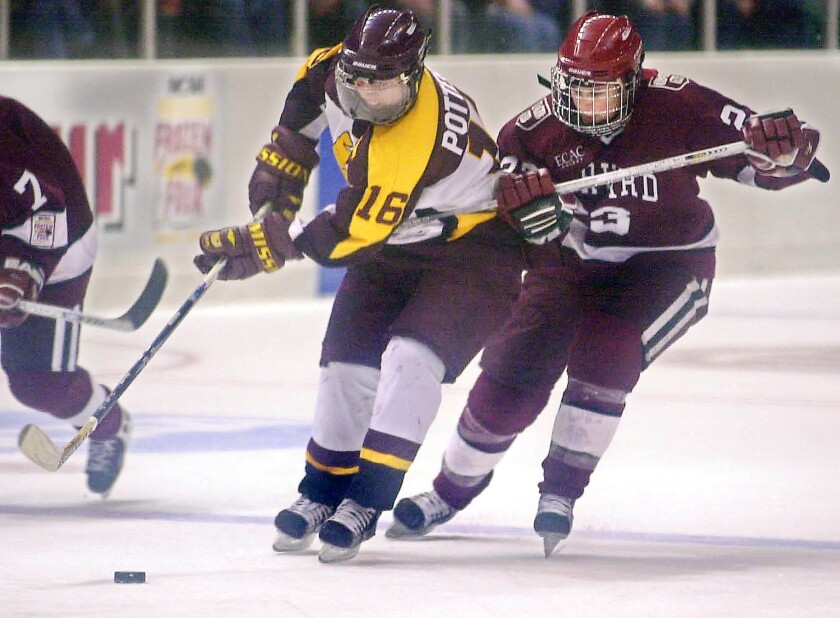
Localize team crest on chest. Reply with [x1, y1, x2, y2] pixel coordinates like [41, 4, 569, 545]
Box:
[553, 144, 586, 170]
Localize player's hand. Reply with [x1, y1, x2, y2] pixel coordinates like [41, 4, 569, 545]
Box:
[248, 125, 320, 217]
[496, 169, 576, 245]
[742, 109, 819, 177]
[193, 211, 304, 280]
[0, 258, 45, 328]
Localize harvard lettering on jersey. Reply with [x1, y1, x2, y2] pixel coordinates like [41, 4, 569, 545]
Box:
[0, 97, 95, 284]
[497, 69, 816, 264]
[278, 46, 500, 267]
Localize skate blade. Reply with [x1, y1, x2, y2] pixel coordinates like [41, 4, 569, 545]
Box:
[318, 542, 360, 563]
[384, 520, 426, 539]
[273, 531, 316, 552]
[540, 533, 567, 558]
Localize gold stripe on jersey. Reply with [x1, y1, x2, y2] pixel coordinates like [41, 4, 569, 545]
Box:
[328, 70, 439, 260]
[449, 211, 497, 241]
[295, 44, 342, 81]
[305, 450, 359, 476]
[359, 447, 413, 472]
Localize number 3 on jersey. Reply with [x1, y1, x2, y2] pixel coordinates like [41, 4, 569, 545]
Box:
[590, 205, 631, 235]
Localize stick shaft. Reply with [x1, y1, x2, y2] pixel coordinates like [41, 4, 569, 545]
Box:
[17, 206, 268, 471]
[95, 261, 224, 421]
[552, 141, 749, 194]
[404, 141, 751, 227]
[16, 300, 136, 331]
[14, 258, 168, 331]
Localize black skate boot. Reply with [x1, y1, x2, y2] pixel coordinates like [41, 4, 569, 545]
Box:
[85, 410, 132, 498]
[273, 495, 336, 552]
[386, 490, 458, 539]
[533, 493, 575, 558]
[318, 498, 381, 563]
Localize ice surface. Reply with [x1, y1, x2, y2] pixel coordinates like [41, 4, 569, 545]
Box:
[2, 275, 839, 617]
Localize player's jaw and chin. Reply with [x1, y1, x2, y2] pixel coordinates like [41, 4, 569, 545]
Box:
[571, 81, 625, 127]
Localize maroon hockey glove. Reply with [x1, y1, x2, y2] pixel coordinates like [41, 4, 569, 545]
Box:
[193, 211, 304, 280]
[742, 109, 820, 177]
[496, 169, 576, 245]
[0, 258, 45, 328]
[248, 125, 320, 218]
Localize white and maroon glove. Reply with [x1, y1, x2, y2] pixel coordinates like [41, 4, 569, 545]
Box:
[0, 258, 45, 328]
[193, 211, 303, 280]
[496, 169, 576, 245]
[742, 109, 820, 177]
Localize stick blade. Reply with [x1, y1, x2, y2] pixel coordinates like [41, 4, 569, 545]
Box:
[810, 159, 830, 183]
[119, 258, 169, 329]
[18, 424, 63, 472]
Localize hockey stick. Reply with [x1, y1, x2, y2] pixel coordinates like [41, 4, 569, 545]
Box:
[403, 140, 829, 228]
[14, 259, 169, 332]
[17, 206, 271, 472]
[547, 141, 828, 191]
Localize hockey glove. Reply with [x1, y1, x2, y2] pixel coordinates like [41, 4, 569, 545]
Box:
[742, 108, 819, 177]
[248, 125, 320, 218]
[194, 211, 304, 280]
[496, 169, 576, 245]
[0, 258, 45, 328]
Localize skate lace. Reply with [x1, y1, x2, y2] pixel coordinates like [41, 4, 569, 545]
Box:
[331, 500, 377, 535]
[289, 496, 334, 526]
[538, 494, 574, 516]
[86, 440, 117, 473]
[414, 491, 455, 522]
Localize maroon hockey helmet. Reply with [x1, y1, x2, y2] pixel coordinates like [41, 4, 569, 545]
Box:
[336, 6, 429, 124]
[551, 11, 643, 135]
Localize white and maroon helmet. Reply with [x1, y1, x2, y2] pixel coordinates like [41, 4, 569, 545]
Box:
[551, 11, 643, 136]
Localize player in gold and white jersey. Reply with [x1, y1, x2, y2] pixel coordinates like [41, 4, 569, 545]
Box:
[194, 6, 526, 563]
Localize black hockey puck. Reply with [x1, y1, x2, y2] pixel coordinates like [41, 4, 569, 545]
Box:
[114, 571, 146, 584]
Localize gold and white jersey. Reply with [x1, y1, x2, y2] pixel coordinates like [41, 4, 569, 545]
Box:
[278, 45, 501, 267]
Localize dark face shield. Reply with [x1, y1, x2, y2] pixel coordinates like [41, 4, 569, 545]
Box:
[335, 64, 414, 125]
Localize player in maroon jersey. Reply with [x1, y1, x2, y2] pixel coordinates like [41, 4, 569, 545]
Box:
[0, 96, 131, 497]
[387, 10, 828, 556]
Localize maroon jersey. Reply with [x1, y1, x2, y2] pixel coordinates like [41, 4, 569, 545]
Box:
[0, 96, 95, 284]
[497, 69, 815, 266]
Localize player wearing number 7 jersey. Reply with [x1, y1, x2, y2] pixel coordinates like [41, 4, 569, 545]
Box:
[388, 10, 829, 556]
[194, 6, 525, 562]
[0, 96, 132, 497]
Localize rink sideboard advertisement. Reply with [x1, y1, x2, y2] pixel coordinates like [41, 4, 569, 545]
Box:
[0, 53, 837, 308]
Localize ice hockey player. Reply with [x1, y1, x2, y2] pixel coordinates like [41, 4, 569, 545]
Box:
[0, 95, 132, 496]
[386, 10, 828, 557]
[194, 6, 526, 562]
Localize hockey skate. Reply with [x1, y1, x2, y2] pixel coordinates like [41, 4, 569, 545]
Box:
[318, 498, 381, 563]
[533, 493, 575, 558]
[273, 495, 336, 552]
[85, 410, 132, 497]
[386, 490, 458, 539]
